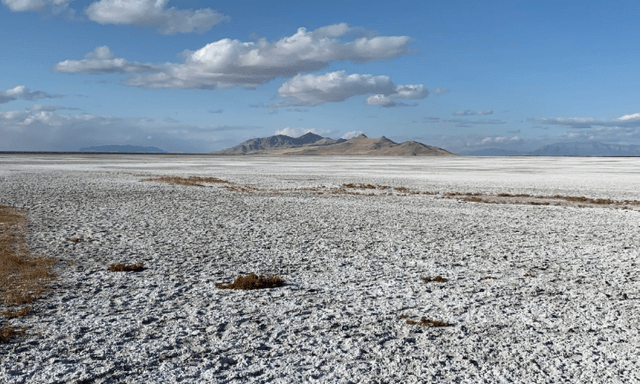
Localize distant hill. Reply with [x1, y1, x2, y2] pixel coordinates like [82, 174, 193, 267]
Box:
[461, 148, 524, 156]
[213, 132, 345, 154]
[80, 145, 166, 153]
[529, 142, 640, 156]
[215, 133, 455, 156]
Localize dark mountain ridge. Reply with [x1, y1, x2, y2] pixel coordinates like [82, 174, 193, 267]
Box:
[213, 132, 345, 154]
[79, 145, 166, 153]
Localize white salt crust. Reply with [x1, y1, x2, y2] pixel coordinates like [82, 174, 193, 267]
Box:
[0, 155, 639, 383]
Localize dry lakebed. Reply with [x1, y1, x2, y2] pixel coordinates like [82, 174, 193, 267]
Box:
[1, 154, 639, 383]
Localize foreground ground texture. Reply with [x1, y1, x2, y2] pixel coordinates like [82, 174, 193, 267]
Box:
[0, 155, 639, 383]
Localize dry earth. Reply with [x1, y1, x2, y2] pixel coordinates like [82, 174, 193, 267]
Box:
[0, 155, 639, 383]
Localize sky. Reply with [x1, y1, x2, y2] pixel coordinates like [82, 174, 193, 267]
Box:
[1, 0, 640, 153]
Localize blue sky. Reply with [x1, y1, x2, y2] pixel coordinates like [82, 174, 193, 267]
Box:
[1, 0, 639, 153]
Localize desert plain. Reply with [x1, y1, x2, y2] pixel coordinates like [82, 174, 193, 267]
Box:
[1, 154, 639, 383]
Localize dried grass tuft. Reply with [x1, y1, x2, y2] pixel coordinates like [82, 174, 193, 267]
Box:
[1, 205, 57, 342]
[524, 273, 535, 277]
[217, 273, 285, 290]
[406, 317, 450, 327]
[482, 276, 496, 280]
[3, 306, 30, 318]
[108, 262, 145, 272]
[0, 323, 26, 343]
[422, 275, 447, 283]
[143, 175, 230, 187]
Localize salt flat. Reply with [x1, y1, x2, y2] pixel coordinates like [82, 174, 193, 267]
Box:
[1, 155, 639, 383]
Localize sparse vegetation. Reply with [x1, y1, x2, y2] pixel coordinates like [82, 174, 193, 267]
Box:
[524, 273, 535, 277]
[217, 273, 285, 290]
[108, 262, 145, 272]
[0, 322, 26, 343]
[422, 275, 447, 283]
[1, 205, 57, 343]
[140, 174, 639, 211]
[482, 276, 496, 280]
[406, 317, 450, 327]
[143, 175, 230, 187]
[442, 191, 640, 210]
[3, 306, 30, 318]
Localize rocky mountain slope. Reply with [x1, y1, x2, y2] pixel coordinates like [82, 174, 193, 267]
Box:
[214, 133, 455, 156]
[213, 132, 345, 154]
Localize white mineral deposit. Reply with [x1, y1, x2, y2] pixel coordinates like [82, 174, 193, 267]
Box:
[1, 155, 639, 383]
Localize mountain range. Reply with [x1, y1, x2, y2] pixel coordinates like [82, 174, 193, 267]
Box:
[462, 142, 640, 157]
[212, 133, 455, 156]
[79, 145, 166, 153]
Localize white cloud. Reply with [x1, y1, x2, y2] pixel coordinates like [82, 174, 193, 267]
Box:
[53, 46, 160, 74]
[1, 0, 72, 14]
[0, 85, 62, 104]
[69, 23, 414, 89]
[341, 130, 364, 139]
[531, 113, 640, 128]
[274, 127, 331, 137]
[276, 71, 427, 107]
[432, 88, 450, 95]
[0, 107, 226, 152]
[453, 110, 493, 116]
[441, 118, 505, 127]
[481, 136, 520, 144]
[85, 0, 227, 35]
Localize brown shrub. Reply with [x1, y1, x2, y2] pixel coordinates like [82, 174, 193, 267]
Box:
[421, 275, 447, 283]
[482, 276, 495, 280]
[217, 273, 285, 290]
[406, 317, 450, 327]
[524, 273, 535, 277]
[108, 262, 145, 272]
[399, 314, 409, 319]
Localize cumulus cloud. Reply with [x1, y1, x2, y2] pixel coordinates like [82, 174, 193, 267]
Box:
[1, 0, 72, 14]
[0, 107, 243, 152]
[530, 112, 640, 128]
[85, 0, 227, 34]
[480, 136, 520, 144]
[432, 88, 450, 95]
[275, 71, 427, 107]
[443, 118, 505, 127]
[28, 104, 78, 112]
[341, 130, 364, 139]
[70, 24, 414, 89]
[274, 127, 331, 137]
[0, 85, 62, 104]
[53, 46, 160, 74]
[452, 110, 493, 116]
